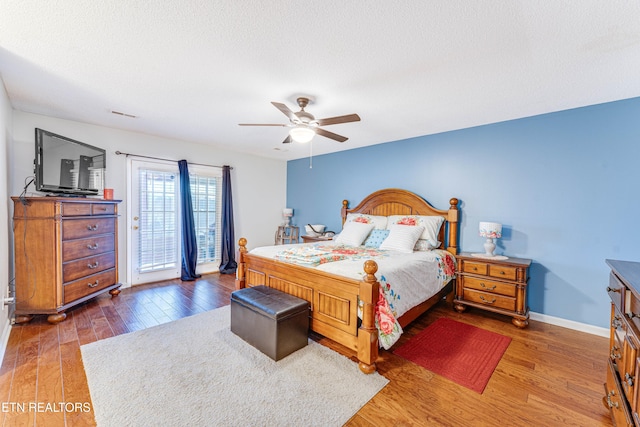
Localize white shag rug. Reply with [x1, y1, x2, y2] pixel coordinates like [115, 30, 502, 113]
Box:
[81, 305, 388, 427]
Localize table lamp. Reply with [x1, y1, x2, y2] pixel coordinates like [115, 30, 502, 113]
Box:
[282, 208, 293, 226]
[478, 221, 502, 257]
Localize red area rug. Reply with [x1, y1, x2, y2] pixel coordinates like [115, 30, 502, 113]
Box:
[393, 318, 511, 393]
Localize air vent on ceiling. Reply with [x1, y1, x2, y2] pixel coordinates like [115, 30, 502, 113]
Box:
[111, 110, 138, 119]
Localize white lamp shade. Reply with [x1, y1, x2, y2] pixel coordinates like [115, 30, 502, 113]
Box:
[282, 208, 293, 217]
[479, 222, 502, 239]
[289, 126, 315, 143]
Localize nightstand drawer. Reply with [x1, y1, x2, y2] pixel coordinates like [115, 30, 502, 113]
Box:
[488, 264, 518, 281]
[460, 260, 488, 275]
[463, 288, 516, 311]
[462, 276, 516, 297]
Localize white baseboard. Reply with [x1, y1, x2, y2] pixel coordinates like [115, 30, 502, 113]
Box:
[0, 315, 11, 367]
[530, 311, 609, 338]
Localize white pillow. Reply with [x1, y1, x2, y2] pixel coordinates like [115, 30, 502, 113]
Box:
[345, 213, 388, 230]
[387, 215, 444, 244]
[334, 221, 375, 246]
[379, 225, 425, 253]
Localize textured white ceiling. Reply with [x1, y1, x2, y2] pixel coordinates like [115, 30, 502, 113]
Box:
[1, 1, 640, 160]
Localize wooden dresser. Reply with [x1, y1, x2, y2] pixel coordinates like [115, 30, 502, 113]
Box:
[604, 259, 640, 426]
[12, 197, 122, 324]
[454, 252, 531, 328]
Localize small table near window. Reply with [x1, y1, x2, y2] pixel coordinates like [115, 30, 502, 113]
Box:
[275, 226, 299, 245]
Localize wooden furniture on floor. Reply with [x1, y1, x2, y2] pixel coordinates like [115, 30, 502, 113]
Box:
[236, 188, 459, 373]
[604, 259, 640, 426]
[275, 225, 299, 245]
[454, 252, 531, 328]
[12, 197, 122, 324]
[301, 234, 333, 243]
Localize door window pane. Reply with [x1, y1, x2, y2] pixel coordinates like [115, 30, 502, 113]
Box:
[138, 169, 178, 272]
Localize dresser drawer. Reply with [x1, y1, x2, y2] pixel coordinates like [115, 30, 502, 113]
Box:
[62, 235, 115, 261]
[63, 252, 116, 283]
[61, 203, 92, 216]
[605, 358, 634, 426]
[463, 288, 516, 311]
[460, 260, 488, 275]
[609, 272, 626, 313]
[62, 217, 116, 240]
[462, 276, 516, 297]
[488, 264, 518, 281]
[64, 269, 117, 304]
[91, 203, 116, 215]
[627, 291, 640, 332]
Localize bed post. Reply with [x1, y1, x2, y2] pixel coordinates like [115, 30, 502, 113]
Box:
[341, 199, 349, 226]
[447, 198, 459, 255]
[235, 238, 247, 290]
[358, 260, 380, 374]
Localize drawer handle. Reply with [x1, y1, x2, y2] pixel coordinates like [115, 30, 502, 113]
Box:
[472, 267, 478, 271]
[607, 286, 620, 293]
[479, 295, 496, 304]
[625, 372, 635, 387]
[498, 270, 506, 275]
[96, 207, 107, 211]
[87, 224, 99, 231]
[87, 243, 99, 250]
[480, 282, 496, 291]
[87, 280, 100, 288]
[87, 261, 99, 269]
[606, 391, 619, 409]
[611, 316, 622, 329]
[611, 346, 621, 360]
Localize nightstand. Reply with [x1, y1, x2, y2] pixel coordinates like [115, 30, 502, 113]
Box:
[454, 252, 531, 328]
[275, 226, 299, 245]
[301, 235, 333, 243]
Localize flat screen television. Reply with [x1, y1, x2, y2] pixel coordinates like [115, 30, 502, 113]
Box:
[34, 128, 106, 196]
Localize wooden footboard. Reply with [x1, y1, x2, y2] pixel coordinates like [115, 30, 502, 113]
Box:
[236, 238, 380, 373]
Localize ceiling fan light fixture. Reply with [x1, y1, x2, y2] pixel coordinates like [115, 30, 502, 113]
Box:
[289, 126, 315, 143]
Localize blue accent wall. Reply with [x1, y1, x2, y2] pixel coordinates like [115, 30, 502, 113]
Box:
[287, 96, 640, 328]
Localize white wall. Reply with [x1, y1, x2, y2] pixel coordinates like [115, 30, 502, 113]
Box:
[10, 111, 287, 288]
[0, 78, 13, 362]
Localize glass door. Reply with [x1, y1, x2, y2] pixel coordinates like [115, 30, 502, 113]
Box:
[127, 159, 223, 285]
[129, 159, 181, 285]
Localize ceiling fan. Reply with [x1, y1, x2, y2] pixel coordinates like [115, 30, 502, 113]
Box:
[239, 97, 361, 144]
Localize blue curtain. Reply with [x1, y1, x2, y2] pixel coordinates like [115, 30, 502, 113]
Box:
[178, 160, 201, 281]
[219, 165, 237, 274]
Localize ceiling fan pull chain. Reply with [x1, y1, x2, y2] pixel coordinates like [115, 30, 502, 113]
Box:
[309, 141, 313, 169]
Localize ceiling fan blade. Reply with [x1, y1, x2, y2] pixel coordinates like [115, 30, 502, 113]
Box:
[271, 102, 300, 123]
[238, 123, 288, 127]
[282, 135, 292, 144]
[316, 114, 361, 126]
[316, 127, 348, 143]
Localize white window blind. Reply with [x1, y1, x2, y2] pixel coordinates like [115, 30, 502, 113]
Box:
[190, 172, 222, 265]
[137, 169, 178, 273]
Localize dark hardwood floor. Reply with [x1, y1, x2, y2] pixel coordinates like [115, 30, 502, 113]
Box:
[0, 273, 612, 426]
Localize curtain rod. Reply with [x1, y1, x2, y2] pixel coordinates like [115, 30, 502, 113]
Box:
[115, 151, 233, 169]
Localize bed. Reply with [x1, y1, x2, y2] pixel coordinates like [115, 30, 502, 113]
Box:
[235, 188, 460, 373]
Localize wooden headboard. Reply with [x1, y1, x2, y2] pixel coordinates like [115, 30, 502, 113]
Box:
[340, 188, 459, 254]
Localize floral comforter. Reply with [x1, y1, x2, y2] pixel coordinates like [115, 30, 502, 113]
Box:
[250, 242, 457, 349]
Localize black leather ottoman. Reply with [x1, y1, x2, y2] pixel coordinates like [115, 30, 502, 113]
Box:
[230, 286, 310, 361]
